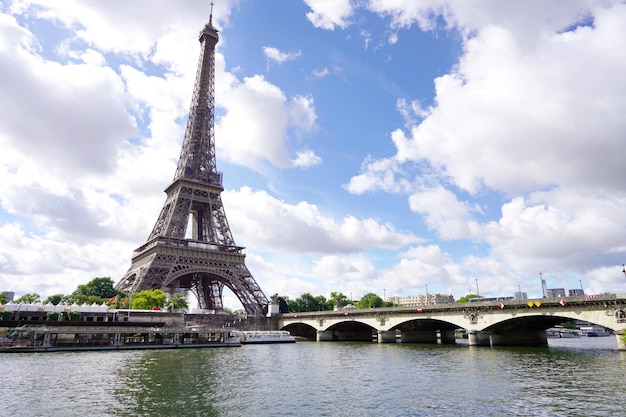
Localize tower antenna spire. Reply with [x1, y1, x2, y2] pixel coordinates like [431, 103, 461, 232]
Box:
[209, 1, 214, 26]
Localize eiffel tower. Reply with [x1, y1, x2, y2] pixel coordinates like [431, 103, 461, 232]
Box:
[116, 10, 268, 315]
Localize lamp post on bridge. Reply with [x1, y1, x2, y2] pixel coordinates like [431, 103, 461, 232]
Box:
[622, 263, 625, 278]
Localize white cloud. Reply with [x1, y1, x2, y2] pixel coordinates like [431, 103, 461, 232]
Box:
[349, 2, 626, 203]
[408, 186, 474, 240]
[223, 187, 421, 254]
[217, 76, 319, 170]
[343, 1, 626, 297]
[484, 189, 626, 272]
[0, 16, 136, 177]
[9, 0, 235, 57]
[312, 67, 329, 78]
[345, 157, 411, 195]
[0, 222, 131, 298]
[304, 0, 354, 30]
[263, 46, 302, 64]
[292, 149, 322, 168]
[396, 98, 430, 127]
[217, 75, 290, 168]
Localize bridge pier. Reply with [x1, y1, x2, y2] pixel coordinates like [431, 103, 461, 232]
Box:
[468, 331, 491, 347]
[615, 333, 626, 351]
[490, 330, 548, 347]
[378, 330, 397, 343]
[317, 330, 334, 342]
[439, 330, 456, 345]
[400, 330, 438, 344]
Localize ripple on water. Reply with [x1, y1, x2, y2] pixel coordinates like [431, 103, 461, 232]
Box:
[1, 339, 624, 417]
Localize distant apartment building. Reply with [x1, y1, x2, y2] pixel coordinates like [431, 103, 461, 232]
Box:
[568, 289, 585, 297]
[388, 294, 455, 306]
[545, 288, 566, 298]
[514, 291, 528, 300]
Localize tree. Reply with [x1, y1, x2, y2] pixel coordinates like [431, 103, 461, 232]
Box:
[65, 277, 126, 305]
[329, 292, 349, 309]
[44, 294, 64, 305]
[63, 294, 109, 306]
[74, 277, 119, 299]
[275, 295, 291, 313]
[0, 310, 13, 320]
[289, 293, 324, 312]
[131, 289, 167, 310]
[46, 311, 61, 321]
[456, 294, 483, 303]
[167, 293, 189, 312]
[67, 311, 81, 321]
[358, 293, 384, 309]
[0, 292, 10, 304]
[14, 293, 41, 304]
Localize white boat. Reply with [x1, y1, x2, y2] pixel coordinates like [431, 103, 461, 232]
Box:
[579, 325, 610, 337]
[557, 330, 581, 338]
[233, 330, 296, 344]
[546, 327, 581, 338]
[0, 324, 240, 353]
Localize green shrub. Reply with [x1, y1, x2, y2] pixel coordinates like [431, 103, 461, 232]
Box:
[0, 310, 14, 321]
[46, 311, 61, 321]
[67, 311, 81, 321]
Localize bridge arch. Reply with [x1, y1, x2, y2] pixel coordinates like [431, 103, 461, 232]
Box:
[389, 318, 461, 344]
[317, 320, 378, 342]
[282, 322, 317, 340]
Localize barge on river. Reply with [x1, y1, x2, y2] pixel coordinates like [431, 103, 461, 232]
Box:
[233, 330, 296, 344]
[0, 323, 240, 353]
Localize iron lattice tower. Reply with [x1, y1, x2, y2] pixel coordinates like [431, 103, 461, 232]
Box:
[116, 12, 268, 314]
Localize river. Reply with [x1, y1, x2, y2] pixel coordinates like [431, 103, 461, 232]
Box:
[1, 337, 623, 416]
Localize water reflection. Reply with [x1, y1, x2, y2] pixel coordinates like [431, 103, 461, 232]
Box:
[112, 349, 242, 416]
[1, 339, 624, 416]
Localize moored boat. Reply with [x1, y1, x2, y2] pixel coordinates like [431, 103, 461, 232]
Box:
[0, 324, 240, 353]
[546, 327, 581, 338]
[233, 330, 296, 344]
[579, 325, 610, 337]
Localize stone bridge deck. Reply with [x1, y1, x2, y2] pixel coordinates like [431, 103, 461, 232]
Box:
[278, 294, 626, 349]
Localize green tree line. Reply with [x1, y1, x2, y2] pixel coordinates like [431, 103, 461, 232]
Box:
[275, 291, 395, 313]
[3, 277, 188, 312]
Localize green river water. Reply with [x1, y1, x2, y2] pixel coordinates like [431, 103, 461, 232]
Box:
[1, 337, 623, 416]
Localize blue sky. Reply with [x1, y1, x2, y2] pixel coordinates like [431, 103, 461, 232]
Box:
[1, 0, 626, 309]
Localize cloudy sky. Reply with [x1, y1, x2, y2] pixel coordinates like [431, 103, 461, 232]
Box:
[1, 0, 626, 308]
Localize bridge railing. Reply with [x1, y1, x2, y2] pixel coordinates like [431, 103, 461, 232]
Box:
[281, 293, 625, 318]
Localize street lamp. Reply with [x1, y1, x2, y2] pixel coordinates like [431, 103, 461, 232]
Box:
[475, 278, 479, 297]
[622, 263, 625, 278]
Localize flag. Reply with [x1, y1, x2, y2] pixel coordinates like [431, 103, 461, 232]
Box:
[123, 297, 130, 306]
[106, 295, 118, 305]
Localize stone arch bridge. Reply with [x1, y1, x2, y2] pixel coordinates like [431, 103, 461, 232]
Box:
[278, 294, 626, 349]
